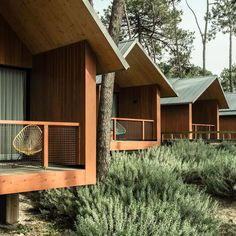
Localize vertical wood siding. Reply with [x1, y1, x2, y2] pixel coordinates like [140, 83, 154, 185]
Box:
[192, 100, 219, 132]
[161, 104, 192, 133]
[0, 15, 32, 68]
[30, 41, 96, 184]
[118, 85, 159, 141]
[220, 116, 236, 139]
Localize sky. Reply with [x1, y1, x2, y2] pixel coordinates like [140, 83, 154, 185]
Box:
[94, 0, 236, 76]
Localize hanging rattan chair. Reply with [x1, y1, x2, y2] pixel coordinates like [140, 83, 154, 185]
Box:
[110, 121, 126, 136]
[13, 125, 43, 156]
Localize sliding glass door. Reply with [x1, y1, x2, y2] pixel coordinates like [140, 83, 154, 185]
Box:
[0, 67, 26, 160]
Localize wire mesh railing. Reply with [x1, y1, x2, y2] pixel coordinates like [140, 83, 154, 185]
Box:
[0, 120, 80, 169]
[111, 118, 155, 141]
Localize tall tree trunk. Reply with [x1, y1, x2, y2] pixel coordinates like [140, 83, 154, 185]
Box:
[97, 0, 125, 180]
[137, 15, 142, 43]
[124, 3, 132, 39]
[202, 0, 209, 76]
[88, 0, 93, 7]
[229, 26, 233, 92]
[172, 0, 182, 78]
[186, 0, 210, 75]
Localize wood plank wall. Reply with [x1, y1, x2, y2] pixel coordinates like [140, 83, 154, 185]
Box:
[0, 15, 32, 68]
[161, 104, 192, 134]
[220, 116, 236, 139]
[192, 100, 219, 132]
[30, 41, 96, 183]
[118, 85, 160, 141]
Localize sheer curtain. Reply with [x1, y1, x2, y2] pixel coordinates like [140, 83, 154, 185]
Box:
[0, 68, 26, 160]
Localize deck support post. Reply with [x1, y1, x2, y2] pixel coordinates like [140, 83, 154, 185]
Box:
[0, 194, 19, 225]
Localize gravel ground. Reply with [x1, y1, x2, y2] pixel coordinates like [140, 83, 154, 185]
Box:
[216, 198, 236, 236]
[1, 195, 236, 235]
[0, 195, 69, 236]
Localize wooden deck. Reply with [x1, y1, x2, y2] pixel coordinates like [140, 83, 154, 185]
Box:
[0, 120, 96, 195]
[110, 117, 159, 150]
[0, 166, 87, 195]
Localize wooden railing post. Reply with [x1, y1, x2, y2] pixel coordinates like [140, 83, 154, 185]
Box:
[113, 119, 117, 141]
[43, 125, 49, 168]
[141, 121, 145, 140]
[208, 126, 211, 140]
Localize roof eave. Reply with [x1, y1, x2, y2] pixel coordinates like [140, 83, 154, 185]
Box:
[83, 0, 129, 74]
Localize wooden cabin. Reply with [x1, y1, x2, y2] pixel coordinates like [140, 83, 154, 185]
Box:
[97, 39, 177, 151]
[0, 0, 128, 199]
[220, 93, 236, 139]
[161, 77, 228, 141]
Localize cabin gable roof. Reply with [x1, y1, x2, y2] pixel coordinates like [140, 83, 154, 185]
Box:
[0, 0, 129, 74]
[220, 93, 236, 116]
[114, 39, 177, 98]
[161, 76, 228, 109]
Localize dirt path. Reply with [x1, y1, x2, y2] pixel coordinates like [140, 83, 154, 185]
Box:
[0, 195, 68, 236]
[217, 198, 236, 235]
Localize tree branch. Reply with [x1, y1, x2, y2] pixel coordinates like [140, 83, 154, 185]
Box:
[185, 0, 204, 42]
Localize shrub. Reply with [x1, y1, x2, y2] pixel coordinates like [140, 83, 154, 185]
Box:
[202, 156, 236, 197]
[31, 150, 220, 235]
[216, 141, 236, 154]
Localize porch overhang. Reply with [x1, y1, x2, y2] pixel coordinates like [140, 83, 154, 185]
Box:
[198, 79, 229, 109]
[161, 77, 229, 109]
[115, 40, 177, 98]
[0, 0, 129, 74]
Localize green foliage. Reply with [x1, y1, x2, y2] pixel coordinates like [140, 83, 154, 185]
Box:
[210, 0, 236, 35]
[220, 64, 236, 92]
[160, 63, 213, 78]
[166, 140, 236, 197]
[102, 0, 194, 77]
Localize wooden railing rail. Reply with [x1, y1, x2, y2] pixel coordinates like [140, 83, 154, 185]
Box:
[192, 123, 215, 139]
[111, 117, 155, 123]
[0, 120, 80, 127]
[0, 120, 80, 168]
[111, 117, 155, 141]
[162, 130, 236, 142]
[192, 123, 215, 128]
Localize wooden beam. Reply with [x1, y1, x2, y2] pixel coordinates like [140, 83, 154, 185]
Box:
[112, 117, 154, 123]
[156, 87, 161, 145]
[0, 170, 87, 195]
[141, 121, 145, 140]
[43, 125, 48, 169]
[189, 103, 193, 139]
[84, 44, 96, 184]
[111, 141, 159, 151]
[113, 119, 117, 141]
[0, 120, 79, 127]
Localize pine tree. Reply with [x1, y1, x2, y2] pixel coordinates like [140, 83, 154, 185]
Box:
[210, 0, 236, 92]
[97, 0, 125, 180]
